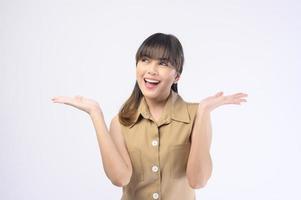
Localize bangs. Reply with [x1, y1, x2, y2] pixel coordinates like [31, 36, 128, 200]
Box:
[137, 45, 174, 63]
[136, 36, 178, 69]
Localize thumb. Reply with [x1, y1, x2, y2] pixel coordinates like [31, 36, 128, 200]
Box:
[215, 91, 223, 97]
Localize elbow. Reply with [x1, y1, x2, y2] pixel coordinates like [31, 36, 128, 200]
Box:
[188, 179, 208, 189]
[110, 170, 132, 187]
[187, 162, 213, 189]
[110, 176, 130, 187]
[111, 179, 126, 187]
[110, 180, 122, 187]
[187, 171, 212, 189]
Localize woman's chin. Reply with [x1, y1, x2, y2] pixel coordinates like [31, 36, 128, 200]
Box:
[141, 90, 160, 99]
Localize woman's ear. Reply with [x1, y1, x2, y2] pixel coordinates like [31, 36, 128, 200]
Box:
[174, 73, 180, 84]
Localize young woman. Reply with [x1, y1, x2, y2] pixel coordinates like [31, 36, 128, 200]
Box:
[51, 32, 248, 200]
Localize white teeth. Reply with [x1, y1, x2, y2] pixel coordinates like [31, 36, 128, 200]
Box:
[145, 78, 160, 83]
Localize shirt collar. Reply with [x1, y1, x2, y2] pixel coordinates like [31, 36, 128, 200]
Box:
[129, 90, 191, 128]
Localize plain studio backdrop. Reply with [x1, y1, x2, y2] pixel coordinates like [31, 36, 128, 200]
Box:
[1, 0, 300, 199]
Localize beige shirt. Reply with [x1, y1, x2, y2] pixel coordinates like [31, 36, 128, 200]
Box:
[120, 90, 199, 200]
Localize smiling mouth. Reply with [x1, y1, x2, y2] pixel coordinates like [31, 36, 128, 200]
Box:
[144, 78, 160, 84]
[144, 78, 160, 89]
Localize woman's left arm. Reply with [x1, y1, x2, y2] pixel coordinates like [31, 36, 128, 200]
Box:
[186, 91, 248, 189]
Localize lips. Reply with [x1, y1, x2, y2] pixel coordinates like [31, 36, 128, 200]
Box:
[143, 78, 160, 89]
[144, 78, 160, 84]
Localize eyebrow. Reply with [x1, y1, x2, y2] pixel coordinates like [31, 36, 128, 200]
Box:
[141, 56, 170, 64]
[143, 56, 168, 60]
[159, 58, 169, 61]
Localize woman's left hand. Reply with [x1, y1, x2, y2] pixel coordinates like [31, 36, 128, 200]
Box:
[199, 91, 248, 113]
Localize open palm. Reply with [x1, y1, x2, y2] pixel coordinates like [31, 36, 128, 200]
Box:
[200, 91, 248, 112]
[51, 95, 100, 115]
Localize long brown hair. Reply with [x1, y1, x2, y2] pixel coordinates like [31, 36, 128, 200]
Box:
[118, 33, 185, 126]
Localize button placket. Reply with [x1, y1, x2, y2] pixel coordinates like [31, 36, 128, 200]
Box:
[151, 127, 160, 175]
[152, 192, 159, 199]
[152, 139, 159, 146]
[152, 165, 159, 173]
[151, 125, 160, 200]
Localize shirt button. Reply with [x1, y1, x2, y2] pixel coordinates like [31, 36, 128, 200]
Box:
[152, 165, 159, 172]
[152, 139, 158, 146]
[152, 192, 159, 199]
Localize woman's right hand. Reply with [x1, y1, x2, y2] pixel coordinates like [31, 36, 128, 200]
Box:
[51, 95, 101, 115]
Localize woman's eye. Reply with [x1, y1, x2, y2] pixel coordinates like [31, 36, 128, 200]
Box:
[142, 58, 149, 62]
[160, 62, 168, 66]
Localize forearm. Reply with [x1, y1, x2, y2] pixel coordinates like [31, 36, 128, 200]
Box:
[89, 110, 129, 186]
[186, 106, 213, 188]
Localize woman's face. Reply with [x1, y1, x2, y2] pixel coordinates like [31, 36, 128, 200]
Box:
[136, 56, 180, 101]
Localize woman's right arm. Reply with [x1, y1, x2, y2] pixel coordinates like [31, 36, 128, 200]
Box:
[89, 109, 132, 187]
[51, 95, 132, 187]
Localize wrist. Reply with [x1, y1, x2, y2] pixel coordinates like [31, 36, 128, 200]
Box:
[198, 102, 210, 113]
[89, 107, 103, 118]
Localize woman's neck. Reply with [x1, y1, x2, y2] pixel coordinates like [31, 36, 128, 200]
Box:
[144, 91, 170, 122]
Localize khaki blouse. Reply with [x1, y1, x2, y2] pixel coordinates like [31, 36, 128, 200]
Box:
[120, 90, 199, 200]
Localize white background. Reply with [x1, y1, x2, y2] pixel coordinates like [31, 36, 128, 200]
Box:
[1, 0, 300, 199]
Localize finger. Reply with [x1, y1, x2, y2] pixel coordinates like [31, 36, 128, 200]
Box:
[238, 100, 247, 105]
[52, 96, 73, 104]
[229, 94, 247, 101]
[232, 97, 247, 104]
[51, 96, 64, 103]
[234, 93, 248, 97]
[215, 91, 223, 97]
[234, 99, 247, 105]
[224, 96, 246, 105]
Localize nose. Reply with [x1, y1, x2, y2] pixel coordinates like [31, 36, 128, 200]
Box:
[147, 62, 158, 75]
